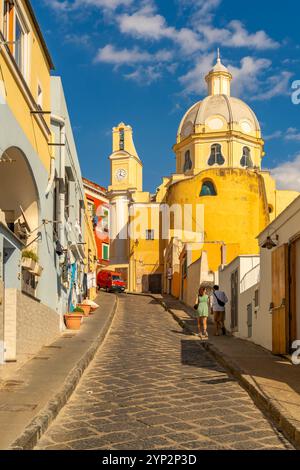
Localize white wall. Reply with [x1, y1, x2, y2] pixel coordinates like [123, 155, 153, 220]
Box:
[219, 256, 260, 341]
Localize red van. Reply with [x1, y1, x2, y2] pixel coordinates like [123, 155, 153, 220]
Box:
[97, 270, 126, 293]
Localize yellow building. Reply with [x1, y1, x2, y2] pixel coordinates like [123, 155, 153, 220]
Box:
[108, 54, 299, 302]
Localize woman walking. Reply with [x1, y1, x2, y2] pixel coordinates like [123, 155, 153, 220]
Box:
[195, 287, 209, 339]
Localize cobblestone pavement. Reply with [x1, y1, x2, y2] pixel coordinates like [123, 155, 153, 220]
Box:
[36, 295, 293, 450]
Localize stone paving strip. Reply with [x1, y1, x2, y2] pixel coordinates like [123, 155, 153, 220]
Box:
[36, 294, 293, 450]
[0, 292, 117, 450]
[150, 294, 300, 450]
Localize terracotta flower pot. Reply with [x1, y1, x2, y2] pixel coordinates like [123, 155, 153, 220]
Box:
[64, 314, 82, 330]
[77, 304, 91, 316]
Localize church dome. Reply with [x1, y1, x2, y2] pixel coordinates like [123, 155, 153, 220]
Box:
[177, 52, 261, 141]
[178, 95, 261, 139]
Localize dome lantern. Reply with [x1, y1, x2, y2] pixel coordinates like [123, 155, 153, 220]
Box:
[205, 49, 233, 97]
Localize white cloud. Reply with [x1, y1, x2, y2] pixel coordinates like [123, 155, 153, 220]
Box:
[47, 0, 133, 12]
[271, 155, 300, 191]
[229, 57, 271, 97]
[117, 5, 202, 53]
[124, 65, 162, 85]
[285, 127, 300, 141]
[178, 53, 215, 95]
[94, 44, 172, 65]
[179, 55, 271, 97]
[199, 21, 279, 50]
[179, 55, 291, 102]
[178, 0, 222, 24]
[254, 71, 293, 101]
[263, 128, 300, 142]
[64, 33, 91, 47]
[264, 130, 283, 141]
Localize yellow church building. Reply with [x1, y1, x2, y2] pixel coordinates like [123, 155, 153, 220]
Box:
[108, 53, 299, 306]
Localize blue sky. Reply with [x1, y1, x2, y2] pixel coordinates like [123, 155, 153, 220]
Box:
[32, 0, 300, 192]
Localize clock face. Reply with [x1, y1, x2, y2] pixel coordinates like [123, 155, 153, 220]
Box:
[115, 168, 127, 182]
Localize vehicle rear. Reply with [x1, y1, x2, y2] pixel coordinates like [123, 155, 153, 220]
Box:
[97, 271, 125, 293]
[109, 273, 125, 292]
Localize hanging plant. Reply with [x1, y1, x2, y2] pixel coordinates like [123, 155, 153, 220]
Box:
[22, 250, 39, 263]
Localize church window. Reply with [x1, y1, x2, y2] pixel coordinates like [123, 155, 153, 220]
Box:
[208, 144, 225, 166]
[183, 150, 192, 173]
[240, 147, 253, 168]
[119, 129, 125, 150]
[200, 181, 217, 197]
[146, 229, 155, 240]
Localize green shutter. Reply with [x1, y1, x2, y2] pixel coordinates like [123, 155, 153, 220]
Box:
[103, 244, 109, 260]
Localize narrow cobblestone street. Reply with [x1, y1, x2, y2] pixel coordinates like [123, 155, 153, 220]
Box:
[36, 295, 293, 450]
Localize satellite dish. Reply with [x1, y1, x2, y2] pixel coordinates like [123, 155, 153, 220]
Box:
[19, 205, 31, 233]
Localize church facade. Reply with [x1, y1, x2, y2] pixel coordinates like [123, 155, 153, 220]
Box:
[107, 55, 299, 305]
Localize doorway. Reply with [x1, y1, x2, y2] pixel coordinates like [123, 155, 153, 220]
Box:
[231, 270, 238, 331]
[247, 303, 253, 338]
[290, 237, 300, 349]
[149, 274, 162, 294]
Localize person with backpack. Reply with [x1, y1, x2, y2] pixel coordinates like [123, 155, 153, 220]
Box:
[212, 285, 228, 336]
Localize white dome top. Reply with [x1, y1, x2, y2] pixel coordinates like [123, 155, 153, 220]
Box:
[178, 94, 261, 139]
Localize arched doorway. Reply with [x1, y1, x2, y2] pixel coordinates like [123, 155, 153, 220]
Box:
[0, 147, 40, 295]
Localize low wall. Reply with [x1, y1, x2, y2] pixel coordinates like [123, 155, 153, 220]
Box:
[184, 258, 201, 307]
[16, 291, 60, 359]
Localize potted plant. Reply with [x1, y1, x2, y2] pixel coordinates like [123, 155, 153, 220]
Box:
[77, 303, 91, 316]
[64, 307, 84, 330]
[22, 250, 39, 271]
[82, 299, 99, 313]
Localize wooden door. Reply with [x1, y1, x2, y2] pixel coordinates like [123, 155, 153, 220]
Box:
[290, 238, 300, 348]
[149, 274, 162, 294]
[272, 244, 289, 355]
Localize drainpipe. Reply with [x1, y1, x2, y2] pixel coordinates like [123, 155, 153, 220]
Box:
[45, 156, 55, 197]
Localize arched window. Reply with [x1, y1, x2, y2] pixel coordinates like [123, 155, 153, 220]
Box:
[240, 147, 253, 168]
[183, 150, 192, 172]
[208, 144, 225, 166]
[119, 129, 125, 150]
[200, 180, 217, 197]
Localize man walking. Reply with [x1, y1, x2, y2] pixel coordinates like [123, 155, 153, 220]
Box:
[212, 285, 228, 336]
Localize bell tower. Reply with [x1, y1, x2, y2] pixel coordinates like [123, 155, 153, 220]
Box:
[109, 123, 143, 193]
[108, 123, 143, 274]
